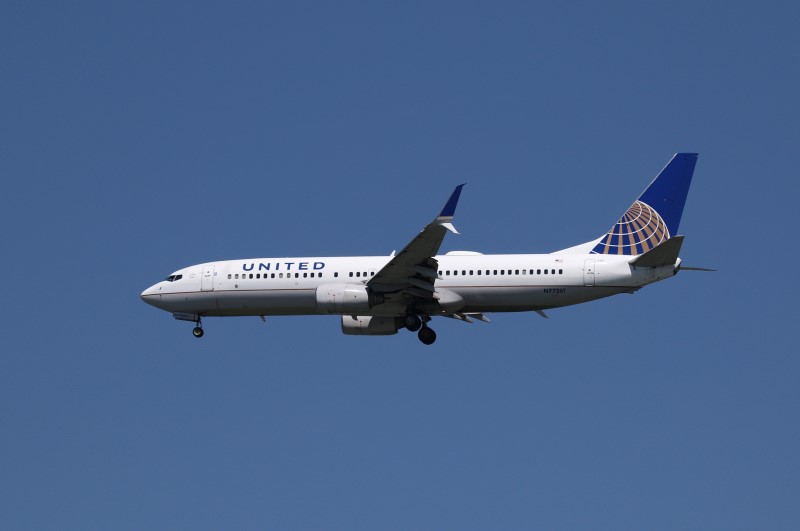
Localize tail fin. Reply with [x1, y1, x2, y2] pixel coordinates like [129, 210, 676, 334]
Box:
[589, 153, 697, 256]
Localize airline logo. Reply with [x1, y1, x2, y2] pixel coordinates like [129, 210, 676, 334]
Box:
[242, 261, 326, 271]
[591, 200, 669, 255]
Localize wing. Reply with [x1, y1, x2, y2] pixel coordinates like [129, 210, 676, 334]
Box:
[367, 185, 465, 305]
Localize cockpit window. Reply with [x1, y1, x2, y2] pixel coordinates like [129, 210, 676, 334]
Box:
[164, 274, 183, 282]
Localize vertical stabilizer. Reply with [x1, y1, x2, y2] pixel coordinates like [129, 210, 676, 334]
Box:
[589, 153, 697, 256]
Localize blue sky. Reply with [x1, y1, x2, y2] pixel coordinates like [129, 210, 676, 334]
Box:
[2, 2, 799, 529]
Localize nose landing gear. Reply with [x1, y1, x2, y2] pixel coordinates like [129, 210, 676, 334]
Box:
[191, 316, 204, 338]
[172, 313, 205, 338]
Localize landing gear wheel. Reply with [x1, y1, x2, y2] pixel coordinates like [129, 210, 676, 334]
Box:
[418, 326, 436, 345]
[192, 326, 204, 338]
[405, 314, 422, 332]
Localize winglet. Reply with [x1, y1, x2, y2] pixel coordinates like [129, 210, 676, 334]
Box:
[439, 184, 466, 218]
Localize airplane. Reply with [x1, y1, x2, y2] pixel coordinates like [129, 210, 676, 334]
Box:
[141, 153, 708, 345]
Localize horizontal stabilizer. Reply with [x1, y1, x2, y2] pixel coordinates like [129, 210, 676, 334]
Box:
[630, 236, 684, 267]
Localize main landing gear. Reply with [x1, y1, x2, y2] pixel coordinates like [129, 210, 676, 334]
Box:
[405, 314, 436, 345]
[418, 326, 436, 345]
[404, 314, 422, 332]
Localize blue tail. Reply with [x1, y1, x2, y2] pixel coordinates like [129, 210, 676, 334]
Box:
[591, 153, 698, 256]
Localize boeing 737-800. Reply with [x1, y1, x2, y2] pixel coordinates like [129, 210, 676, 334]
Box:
[141, 153, 705, 345]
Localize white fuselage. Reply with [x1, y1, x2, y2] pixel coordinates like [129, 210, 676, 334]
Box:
[140, 252, 678, 318]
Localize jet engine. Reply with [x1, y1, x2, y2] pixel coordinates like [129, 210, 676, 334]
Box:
[315, 283, 385, 314]
[341, 315, 403, 336]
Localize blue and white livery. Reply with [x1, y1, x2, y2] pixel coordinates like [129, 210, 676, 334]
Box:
[141, 153, 706, 345]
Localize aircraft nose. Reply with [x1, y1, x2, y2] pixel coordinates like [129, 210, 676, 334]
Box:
[140, 284, 163, 308]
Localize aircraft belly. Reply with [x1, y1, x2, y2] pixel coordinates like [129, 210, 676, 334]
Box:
[219, 289, 318, 316]
[455, 285, 628, 312]
[171, 289, 317, 317]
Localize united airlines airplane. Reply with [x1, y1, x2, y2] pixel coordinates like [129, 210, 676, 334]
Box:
[141, 153, 707, 345]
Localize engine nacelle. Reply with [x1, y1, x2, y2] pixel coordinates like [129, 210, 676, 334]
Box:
[341, 315, 403, 336]
[316, 283, 384, 314]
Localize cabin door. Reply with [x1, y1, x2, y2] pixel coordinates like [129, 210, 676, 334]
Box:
[201, 265, 215, 291]
[583, 259, 596, 286]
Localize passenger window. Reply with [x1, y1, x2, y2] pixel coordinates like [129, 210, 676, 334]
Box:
[462, 270, 466, 275]
[551, 269, 556, 274]
[279, 273, 283, 278]
[303, 273, 307, 278]
[454, 270, 458, 276]
[544, 269, 548, 275]
[235, 274, 239, 279]
[446, 271, 450, 275]
[515, 270, 519, 275]
[295, 273, 299, 278]
[500, 270, 505, 275]
[537, 269, 541, 275]
[271, 273, 275, 278]
[228, 274, 232, 279]
[493, 270, 497, 275]
[334, 272, 339, 278]
[469, 270, 473, 275]
[477, 270, 482, 275]
[356, 272, 361, 277]
[559, 269, 563, 274]
[349, 272, 353, 277]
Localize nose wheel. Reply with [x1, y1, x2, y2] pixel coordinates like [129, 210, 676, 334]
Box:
[192, 317, 204, 338]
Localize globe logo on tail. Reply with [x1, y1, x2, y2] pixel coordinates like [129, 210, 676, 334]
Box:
[591, 200, 669, 255]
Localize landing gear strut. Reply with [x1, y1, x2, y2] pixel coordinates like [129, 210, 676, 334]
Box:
[418, 326, 436, 345]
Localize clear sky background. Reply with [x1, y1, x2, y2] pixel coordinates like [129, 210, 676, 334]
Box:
[2, 2, 799, 529]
